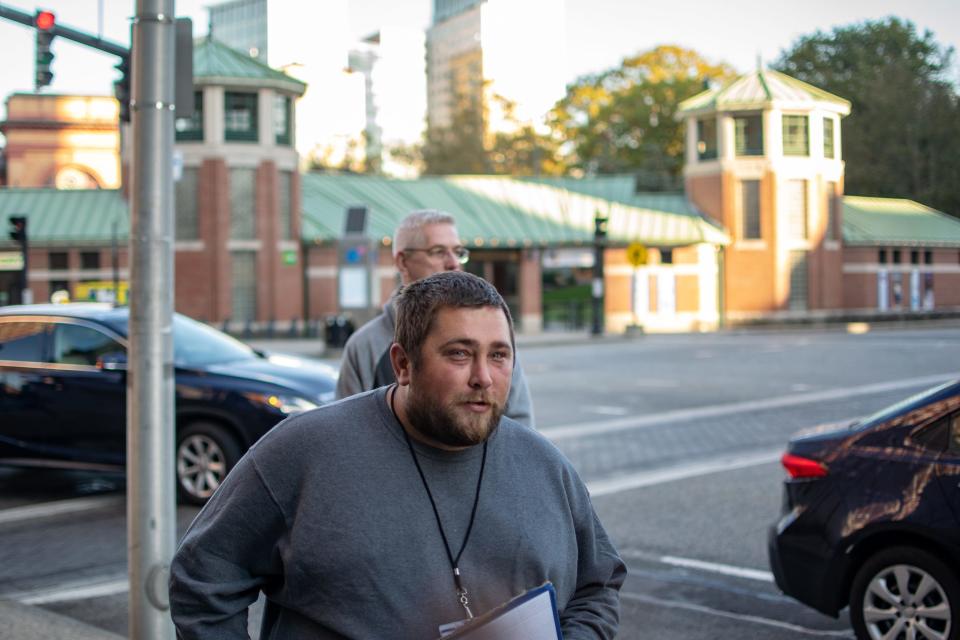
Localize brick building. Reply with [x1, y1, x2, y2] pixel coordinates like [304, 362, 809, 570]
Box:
[2, 63, 959, 332]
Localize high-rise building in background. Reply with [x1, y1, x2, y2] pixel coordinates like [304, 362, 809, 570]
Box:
[426, 0, 566, 146]
[207, 0, 425, 176]
[207, 0, 268, 62]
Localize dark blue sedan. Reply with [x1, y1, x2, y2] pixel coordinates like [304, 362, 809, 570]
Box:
[769, 380, 960, 640]
[0, 304, 336, 504]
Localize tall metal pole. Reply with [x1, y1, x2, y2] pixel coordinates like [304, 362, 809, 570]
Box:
[127, 1, 177, 638]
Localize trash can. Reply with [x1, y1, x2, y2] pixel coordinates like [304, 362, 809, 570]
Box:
[325, 315, 356, 348]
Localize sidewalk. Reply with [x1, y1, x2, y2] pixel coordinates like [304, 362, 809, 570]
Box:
[246, 328, 612, 361]
[0, 600, 125, 640]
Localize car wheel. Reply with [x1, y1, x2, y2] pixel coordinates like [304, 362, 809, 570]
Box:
[175, 422, 241, 505]
[850, 546, 960, 640]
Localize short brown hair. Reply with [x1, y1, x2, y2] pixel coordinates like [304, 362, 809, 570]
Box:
[395, 271, 514, 367]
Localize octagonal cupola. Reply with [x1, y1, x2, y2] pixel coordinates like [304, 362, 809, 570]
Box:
[678, 68, 851, 168]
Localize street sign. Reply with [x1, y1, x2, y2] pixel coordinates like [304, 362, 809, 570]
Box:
[627, 242, 648, 267]
[0, 251, 24, 271]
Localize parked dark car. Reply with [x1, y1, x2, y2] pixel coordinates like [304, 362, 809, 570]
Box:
[769, 380, 960, 640]
[0, 304, 336, 504]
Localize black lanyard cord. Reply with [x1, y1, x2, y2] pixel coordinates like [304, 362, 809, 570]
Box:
[389, 385, 488, 606]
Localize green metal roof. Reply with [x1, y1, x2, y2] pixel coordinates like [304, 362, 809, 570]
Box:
[193, 37, 307, 95]
[301, 174, 729, 248]
[0, 188, 129, 246]
[842, 196, 960, 247]
[678, 68, 851, 117]
[4, 185, 957, 251]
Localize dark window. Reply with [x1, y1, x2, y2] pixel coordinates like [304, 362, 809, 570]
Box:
[225, 92, 259, 142]
[893, 249, 901, 264]
[782, 115, 809, 156]
[175, 167, 200, 241]
[80, 251, 100, 270]
[660, 248, 673, 264]
[823, 117, 835, 159]
[51, 323, 124, 366]
[0, 321, 47, 362]
[734, 114, 763, 156]
[912, 416, 950, 452]
[274, 95, 292, 146]
[740, 180, 761, 240]
[697, 118, 717, 160]
[910, 250, 920, 265]
[50, 280, 69, 295]
[230, 168, 256, 240]
[925, 250, 933, 264]
[49, 252, 69, 270]
[175, 91, 204, 141]
[879, 249, 887, 264]
[950, 414, 960, 454]
[826, 182, 840, 241]
[278, 170, 294, 240]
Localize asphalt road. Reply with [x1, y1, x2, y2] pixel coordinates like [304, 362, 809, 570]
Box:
[2, 325, 959, 639]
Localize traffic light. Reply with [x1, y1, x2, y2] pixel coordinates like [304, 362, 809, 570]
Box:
[114, 54, 131, 122]
[594, 213, 608, 241]
[34, 10, 56, 89]
[8, 215, 27, 245]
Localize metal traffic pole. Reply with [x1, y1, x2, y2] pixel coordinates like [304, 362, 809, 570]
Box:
[127, 0, 177, 638]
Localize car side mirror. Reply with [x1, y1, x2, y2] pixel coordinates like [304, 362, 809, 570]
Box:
[97, 351, 128, 371]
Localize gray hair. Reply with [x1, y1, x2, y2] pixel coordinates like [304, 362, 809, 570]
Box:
[392, 209, 457, 257]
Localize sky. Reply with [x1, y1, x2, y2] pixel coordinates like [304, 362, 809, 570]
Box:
[0, 0, 957, 132]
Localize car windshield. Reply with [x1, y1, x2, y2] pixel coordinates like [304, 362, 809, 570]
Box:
[173, 315, 258, 367]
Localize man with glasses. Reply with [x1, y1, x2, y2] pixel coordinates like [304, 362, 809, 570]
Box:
[335, 210, 534, 427]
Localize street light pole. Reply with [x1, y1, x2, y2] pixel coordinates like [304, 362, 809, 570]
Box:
[127, 1, 177, 638]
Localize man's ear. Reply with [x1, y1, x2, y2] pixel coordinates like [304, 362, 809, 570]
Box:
[394, 252, 410, 281]
[390, 342, 412, 386]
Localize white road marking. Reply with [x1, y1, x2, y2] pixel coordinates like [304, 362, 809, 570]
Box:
[620, 592, 852, 637]
[658, 555, 774, 582]
[621, 548, 774, 582]
[0, 495, 122, 525]
[583, 405, 630, 416]
[586, 447, 783, 497]
[11, 575, 128, 605]
[543, 372, 957, 441]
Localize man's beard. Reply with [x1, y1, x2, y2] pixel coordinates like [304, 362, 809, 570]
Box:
[405, 387, 503, 448]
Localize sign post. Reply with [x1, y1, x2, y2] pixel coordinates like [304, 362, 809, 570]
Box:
[626, 242, 648, 332]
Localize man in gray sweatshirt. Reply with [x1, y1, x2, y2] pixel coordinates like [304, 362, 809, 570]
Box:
[335, 209, 534, 428]
[170, 271, 625, 639]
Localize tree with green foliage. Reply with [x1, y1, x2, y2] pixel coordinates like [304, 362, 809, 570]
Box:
[487, 94, 565, 176]
[774, 18, 960, 217]
[422, 80, 489, 175]
[547, 45, 736, 181]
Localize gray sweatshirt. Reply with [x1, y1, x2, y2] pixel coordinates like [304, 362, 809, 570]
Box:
[335, 298, 535, 428]
[169, 387, 625, 640]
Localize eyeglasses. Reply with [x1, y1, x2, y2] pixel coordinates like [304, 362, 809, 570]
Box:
[402, 245, 470, 265]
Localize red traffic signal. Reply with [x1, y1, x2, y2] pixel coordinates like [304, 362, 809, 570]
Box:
[35, 10, 55, 31]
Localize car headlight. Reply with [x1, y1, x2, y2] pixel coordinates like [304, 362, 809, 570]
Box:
[244, 392, 319, 415]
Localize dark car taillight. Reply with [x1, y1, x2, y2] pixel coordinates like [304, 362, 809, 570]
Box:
[781, 453, 828, 479]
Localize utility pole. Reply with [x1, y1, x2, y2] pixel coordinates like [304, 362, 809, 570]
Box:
[127, 1, 177, 638]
